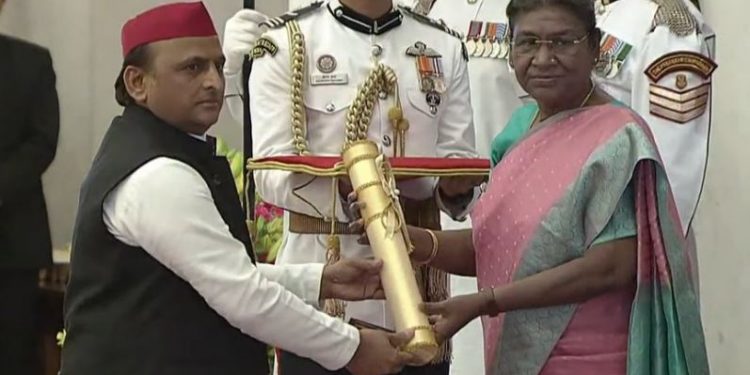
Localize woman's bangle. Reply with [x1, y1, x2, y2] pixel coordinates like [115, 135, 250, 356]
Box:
[414, 228, 439, 266]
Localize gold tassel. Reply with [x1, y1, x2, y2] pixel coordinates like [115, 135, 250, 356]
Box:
[387, 91, 409, 157]
[426, 266, 451, 363]
[324, 177, 346, 318]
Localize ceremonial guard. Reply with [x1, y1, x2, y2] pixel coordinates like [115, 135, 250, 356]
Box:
[592, 0, 716, 295]
[594, 0, 716, 235]
[224, 1, 483, 374]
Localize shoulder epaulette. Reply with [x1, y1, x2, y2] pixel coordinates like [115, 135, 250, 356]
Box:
[261, 1, 323, 29]
[412, 0, 437, 16]
[398, 5, 462, 40]
[652, 0, 698, 37]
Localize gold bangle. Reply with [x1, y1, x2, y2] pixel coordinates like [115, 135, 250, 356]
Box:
[415, 228, 439, 266]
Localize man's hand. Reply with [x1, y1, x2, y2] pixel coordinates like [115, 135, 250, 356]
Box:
[346, 329, 417, 375]
[222, 9, 269, 75]
[321, 258, 385, 301]
[345, 193, 433, 265]
[339, 178, 354, 198]
[437, 175, 485, 198]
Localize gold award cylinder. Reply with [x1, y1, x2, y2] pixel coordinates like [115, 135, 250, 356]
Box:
[342, 140, 438, 365]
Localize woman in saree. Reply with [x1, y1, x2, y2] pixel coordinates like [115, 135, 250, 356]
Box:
[347, 0, 708, 373]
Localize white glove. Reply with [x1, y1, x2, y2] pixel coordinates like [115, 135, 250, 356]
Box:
[223, 9, 269, 75]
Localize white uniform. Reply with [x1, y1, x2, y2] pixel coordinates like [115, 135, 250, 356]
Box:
[410, 1, 525, 373]
[420, 0, 525, 157]
[288, 0, 313, 10]
[595, 0, 716, 234]
[241, 0, 477, 337]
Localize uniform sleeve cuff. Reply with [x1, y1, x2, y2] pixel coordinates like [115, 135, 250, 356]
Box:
[305, 263, 325, 308]
[435, 185, 480, 221]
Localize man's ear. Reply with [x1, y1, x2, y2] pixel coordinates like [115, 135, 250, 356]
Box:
[123, 66, 150, 104]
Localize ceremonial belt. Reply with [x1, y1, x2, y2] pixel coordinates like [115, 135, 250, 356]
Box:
[288, 212, 356, 235]
[287, 197, 439, 235]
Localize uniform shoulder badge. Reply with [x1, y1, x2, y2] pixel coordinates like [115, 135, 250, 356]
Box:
[651, 0, 698, 36]
[262, 1, 323, 29]
[398, 5, 462, 41]
[645, 51, 717, 123]
[251, 37, 279, 59]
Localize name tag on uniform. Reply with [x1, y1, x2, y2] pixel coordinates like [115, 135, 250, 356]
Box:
[310, 73, 349, 86]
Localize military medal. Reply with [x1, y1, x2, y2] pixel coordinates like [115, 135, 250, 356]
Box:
[596, 53, 613, 76]
[486, 22, 501, 58]
[406, 42, 446, 94]
[420, 77, 435, 92]
[494, 23, 510, 59]
[482, 22, 497, 58]
[465, 21, 482, 57]
[483, 38, 495, 58]
[474, 36, 485, 57]
[426, 90, 441, 115]
[498, 39, 510, 59]
[606, 60, 622, 79]
[597, 34, 632, 78]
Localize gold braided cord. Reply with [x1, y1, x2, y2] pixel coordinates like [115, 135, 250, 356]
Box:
[652, 0, 698, 37]
[344, 64, 399, 146]
[344, 152, 381, 172]
[287, 20, 309, 155]
[354, 180, 382, 195]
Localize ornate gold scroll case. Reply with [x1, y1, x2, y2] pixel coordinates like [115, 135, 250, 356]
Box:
[339, 63, 438, 364]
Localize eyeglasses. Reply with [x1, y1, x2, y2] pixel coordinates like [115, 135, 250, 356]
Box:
[511, 33, 590, 56]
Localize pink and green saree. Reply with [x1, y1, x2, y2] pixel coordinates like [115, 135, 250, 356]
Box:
[471, 104, 708, 374]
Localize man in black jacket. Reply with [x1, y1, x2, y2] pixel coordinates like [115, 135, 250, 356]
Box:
[0, 0, 60, 373]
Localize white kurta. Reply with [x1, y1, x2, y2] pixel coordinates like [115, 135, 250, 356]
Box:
[595, 0, 716, 234]
[103, 156, 359, 371]
[233, 0, 477, 332]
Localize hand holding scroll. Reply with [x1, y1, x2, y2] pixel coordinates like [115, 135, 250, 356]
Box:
[321, 258, 385, 301]
[421, 290, 498, 343]
[346, 329, 417, 375]
[347, 192, 434, 264]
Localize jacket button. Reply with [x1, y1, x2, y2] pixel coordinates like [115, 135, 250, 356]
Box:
[325, 103, 336, 112]
[382, 135, 392, 147]
[372, 44, 383, 57]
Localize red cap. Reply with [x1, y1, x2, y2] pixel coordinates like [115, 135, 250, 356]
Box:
[121, 2, 217, 57]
